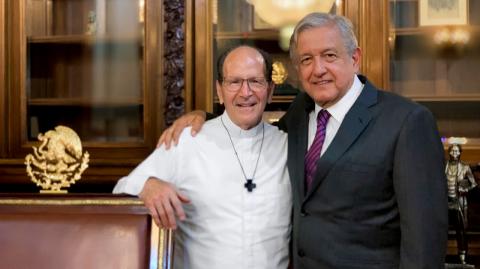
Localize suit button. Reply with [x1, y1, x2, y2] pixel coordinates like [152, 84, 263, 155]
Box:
[298, 249, 305, 257]
[300, 209, 309, 217]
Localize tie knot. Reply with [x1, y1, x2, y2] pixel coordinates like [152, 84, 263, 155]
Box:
[317, 109, 330, 126]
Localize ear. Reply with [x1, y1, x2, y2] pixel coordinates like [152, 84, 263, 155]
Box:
[351, 47, 362, 73]
[216, 80, 224, 104]
[267, 83, 275, 104]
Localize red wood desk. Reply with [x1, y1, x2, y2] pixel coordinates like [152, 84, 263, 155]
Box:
[0, 194, 173, 269]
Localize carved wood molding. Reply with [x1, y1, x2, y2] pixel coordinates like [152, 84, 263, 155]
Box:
[164, 0, 185, 126]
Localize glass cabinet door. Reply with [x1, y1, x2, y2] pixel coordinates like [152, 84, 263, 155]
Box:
[389, 0, 480, 158]
[9, 0, 160, 159]
[26, 0, 144, 142]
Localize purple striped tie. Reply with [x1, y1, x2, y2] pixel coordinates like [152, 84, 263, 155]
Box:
[305, 109, 330, 191]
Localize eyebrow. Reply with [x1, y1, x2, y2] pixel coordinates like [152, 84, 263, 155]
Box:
[299, 47, 339, 56]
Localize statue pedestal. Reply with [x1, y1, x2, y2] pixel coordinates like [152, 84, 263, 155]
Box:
[445, 263, 475, 269]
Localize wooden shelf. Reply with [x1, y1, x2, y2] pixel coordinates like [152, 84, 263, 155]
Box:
[392, 27, 425, 36]
[393, 26, 480, 36]
[270, 95, 296, 103]
[28, 98, 143, 106]
[215, 31, 279, 40]
[407, 95, 480, 102]
[28, 35, 142, 44]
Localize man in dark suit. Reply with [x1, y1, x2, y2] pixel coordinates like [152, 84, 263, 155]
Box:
[156, 13, 448, 269]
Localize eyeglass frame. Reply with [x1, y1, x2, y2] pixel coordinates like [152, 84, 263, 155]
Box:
[220, 77, 272, 92]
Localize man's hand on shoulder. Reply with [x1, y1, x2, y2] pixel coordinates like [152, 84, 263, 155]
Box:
[139, 177, 191, 229]
[157, 110, 207, 149]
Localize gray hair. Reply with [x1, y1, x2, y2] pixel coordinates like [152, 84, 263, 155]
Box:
[289, 13, 358, 62]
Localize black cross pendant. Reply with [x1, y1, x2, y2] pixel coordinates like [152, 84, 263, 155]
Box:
[244, 179, 256, 192]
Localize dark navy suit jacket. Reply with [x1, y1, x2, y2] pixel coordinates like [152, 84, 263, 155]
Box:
[278, 75, 448, 269]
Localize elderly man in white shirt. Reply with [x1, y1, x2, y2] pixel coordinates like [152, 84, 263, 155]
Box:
[113, 45, 292, 269]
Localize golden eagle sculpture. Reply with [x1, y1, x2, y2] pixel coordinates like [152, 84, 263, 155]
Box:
[25, 125, 89, 193]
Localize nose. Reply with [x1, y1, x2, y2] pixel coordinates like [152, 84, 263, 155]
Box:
[238, 79, 253, 96]
[312, 57, 327, 76]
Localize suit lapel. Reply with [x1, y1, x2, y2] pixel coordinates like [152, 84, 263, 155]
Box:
[304, 79, 378, 201]
[289, 93, 313, 201]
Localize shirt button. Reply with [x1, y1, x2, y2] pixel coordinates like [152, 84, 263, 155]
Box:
[298, 249, 306, 257]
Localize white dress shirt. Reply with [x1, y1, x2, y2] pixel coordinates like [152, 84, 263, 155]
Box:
[114, 112, 292, 269]
[308, 75, 364, 155]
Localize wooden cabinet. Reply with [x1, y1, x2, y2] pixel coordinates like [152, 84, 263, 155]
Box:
[190, 0, 479, 162]
[2, 0, 479, 191]
[189, 0, 389, 118]
[389, 0, 480, 162]
[1, 0, 166, 191]
[191, 0, 301, 117]
[191, 1, 329, 114]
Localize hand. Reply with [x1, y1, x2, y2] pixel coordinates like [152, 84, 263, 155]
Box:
[139, 177, 191, 229]
[157, 110, 207, 149]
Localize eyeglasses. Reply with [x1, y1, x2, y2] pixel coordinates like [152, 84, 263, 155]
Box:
[222, 77, 269, 92]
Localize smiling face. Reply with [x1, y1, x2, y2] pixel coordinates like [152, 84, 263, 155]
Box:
[295, 25, 361, 108]
[216, 46, 274, 130]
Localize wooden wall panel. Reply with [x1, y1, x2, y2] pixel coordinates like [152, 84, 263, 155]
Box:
[344, 0, 389, 90]
[185, 0, 193, 112]
[193, 0, 213, 112]
[0, 0, 5, 157]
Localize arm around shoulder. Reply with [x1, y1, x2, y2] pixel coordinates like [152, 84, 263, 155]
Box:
[157, 110, 209, 148]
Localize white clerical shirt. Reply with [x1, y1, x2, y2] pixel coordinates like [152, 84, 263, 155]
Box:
[113, 112, 292, 269]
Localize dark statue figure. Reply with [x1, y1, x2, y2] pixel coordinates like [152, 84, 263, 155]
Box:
[446, 144, 477, 265]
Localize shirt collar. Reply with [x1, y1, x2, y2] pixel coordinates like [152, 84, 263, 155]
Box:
[315, 75, 364, 123]
[220, 111, 264, 138]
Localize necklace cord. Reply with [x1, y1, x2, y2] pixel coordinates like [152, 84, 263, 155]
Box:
[220, 117, 265, 183]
